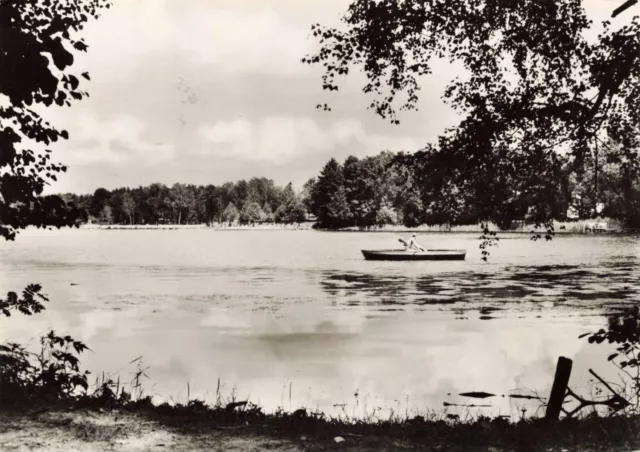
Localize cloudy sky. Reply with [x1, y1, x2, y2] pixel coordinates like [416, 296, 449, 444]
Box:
[47, 0, 625, 195]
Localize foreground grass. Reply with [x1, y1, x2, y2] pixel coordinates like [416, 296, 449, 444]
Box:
[1, 400, 640, 452]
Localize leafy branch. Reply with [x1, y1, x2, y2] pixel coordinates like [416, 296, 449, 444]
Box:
[1, 330, 91, 404]
[0, 284, 49, 317]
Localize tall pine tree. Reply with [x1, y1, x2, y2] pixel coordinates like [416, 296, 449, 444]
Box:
[310, 158, 345, 228]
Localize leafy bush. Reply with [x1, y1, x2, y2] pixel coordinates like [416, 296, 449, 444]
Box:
[376, 205, 398, 227]
[584, 306, 640, 414]
[0, 331, 90, 405]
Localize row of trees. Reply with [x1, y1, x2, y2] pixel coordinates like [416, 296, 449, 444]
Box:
[304, 144, 640, 230]
[61, 178, 309, 226]
[62, 141, 640, 229]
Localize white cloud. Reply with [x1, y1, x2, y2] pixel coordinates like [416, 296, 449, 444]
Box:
[80, 0, 313, 78]
[196, 117, 323, 162]
[181, 8, 312, 74]
[56, 112, 175, 166]
[196, 116, 420, 164]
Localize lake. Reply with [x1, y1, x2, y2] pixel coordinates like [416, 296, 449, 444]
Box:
[1, 228, 639, 420]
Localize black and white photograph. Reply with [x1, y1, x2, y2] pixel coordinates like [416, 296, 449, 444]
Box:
[1, 0, 640, 450]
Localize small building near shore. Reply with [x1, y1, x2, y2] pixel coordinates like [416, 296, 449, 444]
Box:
[585, 220, 608, 233]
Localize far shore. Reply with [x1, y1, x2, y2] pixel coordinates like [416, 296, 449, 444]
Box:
[78, 219, 635, 234]
[80, 223, 314, 231]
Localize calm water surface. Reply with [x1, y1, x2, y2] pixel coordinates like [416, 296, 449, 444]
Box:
[1, 229, 639, 419]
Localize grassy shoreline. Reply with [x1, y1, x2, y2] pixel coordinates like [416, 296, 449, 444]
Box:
[4, 347, 638, 451]
[1, 400, 639, 451]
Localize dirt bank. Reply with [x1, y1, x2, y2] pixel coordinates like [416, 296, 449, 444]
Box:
[0, 410, 300, 452]
[2, 408, 640, 452]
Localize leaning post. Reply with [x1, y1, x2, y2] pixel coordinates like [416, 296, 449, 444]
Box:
[545, 356, 573, 421]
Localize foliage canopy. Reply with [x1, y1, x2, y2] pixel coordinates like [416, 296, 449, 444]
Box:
[0, 0, 111, 240]
[304, 1, 640, 230]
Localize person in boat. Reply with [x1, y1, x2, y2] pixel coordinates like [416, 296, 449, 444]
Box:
[408, 233, 425, 251]
[399, 234, 425, 252]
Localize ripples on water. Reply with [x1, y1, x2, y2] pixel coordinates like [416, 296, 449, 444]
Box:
[321, 259, 640, 314]
[1, 229, 639, 419]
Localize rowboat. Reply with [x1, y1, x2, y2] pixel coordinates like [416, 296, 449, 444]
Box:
[361, 249, 467, 261]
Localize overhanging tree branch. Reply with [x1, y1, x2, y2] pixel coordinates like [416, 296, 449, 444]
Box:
[306, 0, 640, 233]
[613, 0, 638, 18]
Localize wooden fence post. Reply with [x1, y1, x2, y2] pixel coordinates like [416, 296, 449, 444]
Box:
[545, 356, 573, 420]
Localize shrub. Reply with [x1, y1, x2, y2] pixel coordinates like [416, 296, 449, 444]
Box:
[0, 331, 90, 405]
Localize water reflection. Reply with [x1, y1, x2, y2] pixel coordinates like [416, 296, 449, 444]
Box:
[320, 258, 640, 314]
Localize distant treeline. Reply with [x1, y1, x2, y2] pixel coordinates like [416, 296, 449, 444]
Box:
[61, 179, 309, 226]
[62, 147, 640, 229]
[60, 151, 417, 228]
